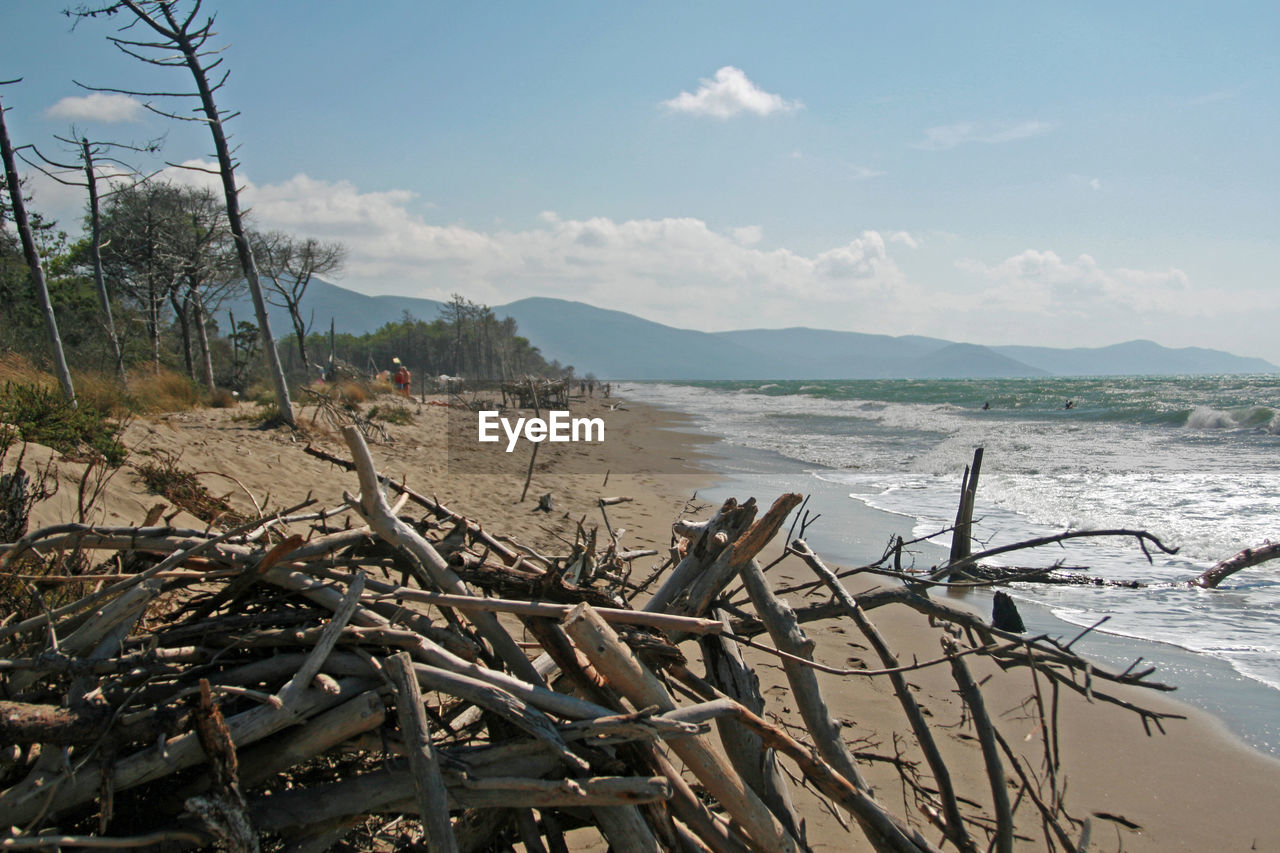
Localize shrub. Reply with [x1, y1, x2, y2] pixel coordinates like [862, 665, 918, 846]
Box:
[209, 387, 237, 408]
[331, 379, 369, 407]
[0, 381, 127, 466]
[367, 405, 415, 425]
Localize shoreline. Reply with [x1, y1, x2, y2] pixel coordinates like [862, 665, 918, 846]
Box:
[630, 383, 1280, 757]
[620, 387, 1280, 851]
[14, 389, 1280, 849]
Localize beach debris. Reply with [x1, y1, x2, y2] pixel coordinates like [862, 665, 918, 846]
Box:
[990, 590, 1026, 633]
[0, 430, 1201, 851]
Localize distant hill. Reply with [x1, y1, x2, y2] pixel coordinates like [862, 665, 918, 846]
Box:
[225, 278, 444, 337]
[993, 340, 1278, 376]
[493, 298, 767, 379]
[229, 279, 1278, 378]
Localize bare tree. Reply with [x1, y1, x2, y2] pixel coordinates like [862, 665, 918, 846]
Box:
[253, 231, 346, 376]
[74, 0, 294, 423]
[19, 131, 162, 383]
[0, 82, 76, 405]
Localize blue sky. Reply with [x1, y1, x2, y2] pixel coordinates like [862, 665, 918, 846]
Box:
[4, 1, 1279, 361]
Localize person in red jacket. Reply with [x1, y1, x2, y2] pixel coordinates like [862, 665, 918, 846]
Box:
[392, 358, 411, 396]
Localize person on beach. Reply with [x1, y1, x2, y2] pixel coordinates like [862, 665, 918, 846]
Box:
[392, 358, 411, 396]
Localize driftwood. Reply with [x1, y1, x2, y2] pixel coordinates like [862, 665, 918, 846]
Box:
[2, 437, 1255, 850]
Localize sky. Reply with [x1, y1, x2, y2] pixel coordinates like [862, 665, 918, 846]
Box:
[3, 1, 1279, 362]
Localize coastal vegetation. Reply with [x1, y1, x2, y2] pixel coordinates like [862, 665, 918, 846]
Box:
[1, 169, 569, 403]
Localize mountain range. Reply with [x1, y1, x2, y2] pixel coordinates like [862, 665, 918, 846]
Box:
[229, 278, 1278, 379]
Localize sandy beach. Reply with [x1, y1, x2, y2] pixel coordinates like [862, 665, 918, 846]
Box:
[10, 389, 1280, 851]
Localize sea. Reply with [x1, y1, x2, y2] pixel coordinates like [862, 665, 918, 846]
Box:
[625, 376, 1280, 756]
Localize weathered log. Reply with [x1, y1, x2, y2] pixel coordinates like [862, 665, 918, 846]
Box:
[1191, 540, 1280, 588]
[944, 638, 1013, 853]
[991, 590, 1025, 633]
[342, 426, 543, 685]
[563, 602, 800, 853]
[384, 650, 458, 853]
[699, 610, 801, 839]
[949, 447, 983, 564]
[789, 539, 972, 851]
[645, 498, 758, 614]
[593, 798, 664, 853]
[303, 441, 525, 565]
[0, 677, 376, 826]
[738, 552, 869, 793]
[373, 587, 726, 635]
[674, 494, 804, 625]
[247, 771, 672, 830]
[667, 665, 941, 853]
[0, 700, 184, 747]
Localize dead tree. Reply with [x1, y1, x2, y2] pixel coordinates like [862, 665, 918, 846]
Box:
[0, 83, 77, 406]
[75, 0, 295, 423]
[253, 230, 347, 375]
[19, 131, 163, 383]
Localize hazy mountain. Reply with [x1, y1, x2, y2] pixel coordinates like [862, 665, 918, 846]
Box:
[493, 298, 770, 379]
[993, 340, 1278, 376]
[230, 279, 1277, 378]
[225, 278, 444, 337]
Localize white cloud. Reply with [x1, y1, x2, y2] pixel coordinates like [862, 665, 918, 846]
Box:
[662, 66, 802, 119]
[913, 120, 1052, 150]
[939, 247, 1280, 355]
[212, 171, 909, 325]
[1089, 178, 1101, 191]
[92, 166, 1272, 359]
[955, 249, 1195, 320]
[45, 93, 143, 123]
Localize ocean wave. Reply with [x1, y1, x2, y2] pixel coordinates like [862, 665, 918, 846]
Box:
[1185, 405, 1280, 433]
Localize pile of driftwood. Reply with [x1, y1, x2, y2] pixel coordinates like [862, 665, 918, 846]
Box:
[500, 379, 570, 411]
[1, 428, 1183, 852]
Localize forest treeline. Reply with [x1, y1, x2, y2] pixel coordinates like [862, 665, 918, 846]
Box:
[1, 176, 570, 395]
[297, 297, 576, 385]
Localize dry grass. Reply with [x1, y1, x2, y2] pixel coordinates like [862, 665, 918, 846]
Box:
[125, 369, 203, 413]
[0, 352, 51, 389]
[209, 387, 237, 408]
[0, 353, 206, 416]
[330, 379, 370, 406]
[132, 449, 246, 526]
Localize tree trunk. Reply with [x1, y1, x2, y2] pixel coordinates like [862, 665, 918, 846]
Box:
[147, 277, 162, 374]
[290, 305, 310, 377]
[139, 2, 294, 424]
[171, 288, 195, 380]
[193, 289, 216, 391]
[0, 93, 76, 406]
[81, 138, 125, 383]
